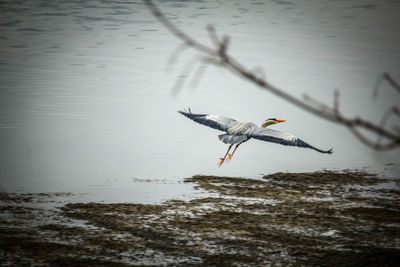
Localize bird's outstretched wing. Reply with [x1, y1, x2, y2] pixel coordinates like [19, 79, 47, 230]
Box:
[179, 110, 238, 132]
[249, 128, 333, 154]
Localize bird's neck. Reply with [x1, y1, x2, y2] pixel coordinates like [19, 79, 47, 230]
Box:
[261, 121, 275, 128]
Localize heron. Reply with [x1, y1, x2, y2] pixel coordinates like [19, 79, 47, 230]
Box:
[179, 109, 333, 166]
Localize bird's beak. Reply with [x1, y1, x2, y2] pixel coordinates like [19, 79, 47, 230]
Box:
[277, 119, 286, 123]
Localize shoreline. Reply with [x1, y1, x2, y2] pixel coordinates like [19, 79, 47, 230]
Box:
[1, 170, 399, 266]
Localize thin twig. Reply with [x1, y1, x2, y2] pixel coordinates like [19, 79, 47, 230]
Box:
[377, 106, 400, 145]
[333, 90, 340, 116]
[207, 24, 221, 48]
[171, 56, 199, 95]
[349, 126, 398, 151]
[189, 60, 208, 88]
[167, 43, 189, 67]
[384, 73, 400, 93]
[144, 0, 216, 56]
[374, 72, 400, 98]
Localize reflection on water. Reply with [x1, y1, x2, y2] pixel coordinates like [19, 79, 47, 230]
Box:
[0, 0, 399, 199]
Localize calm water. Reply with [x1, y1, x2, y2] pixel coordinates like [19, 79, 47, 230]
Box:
[1, 0, 399, 202]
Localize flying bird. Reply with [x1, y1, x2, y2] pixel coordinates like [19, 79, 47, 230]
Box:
[179, 109, 333, 166]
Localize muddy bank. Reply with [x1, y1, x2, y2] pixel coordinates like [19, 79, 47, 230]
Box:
[1, 170, 399, 266]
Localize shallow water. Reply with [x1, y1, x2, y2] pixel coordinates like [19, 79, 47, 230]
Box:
[0, 0, 399, 200]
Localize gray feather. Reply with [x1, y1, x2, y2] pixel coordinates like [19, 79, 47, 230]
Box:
[250, 128, 333, 154]
[179, 111, 238, 132]
[218, 134, 248, 144]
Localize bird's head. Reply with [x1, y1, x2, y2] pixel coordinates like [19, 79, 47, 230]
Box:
[261, 118, 286, 128]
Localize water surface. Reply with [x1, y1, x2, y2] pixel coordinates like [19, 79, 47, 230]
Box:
[0, 0, 399, 200]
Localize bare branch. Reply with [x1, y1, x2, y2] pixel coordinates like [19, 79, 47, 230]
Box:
[167, 43, 189, 67]
[171, 56, 199, 96]
[377, 106, 400, 145]
[374, 72, 400, 98]
[333, 90, 340, 116]
[201, 56, 223, 67]
[384, 73, 400, 93]
[144, 0, 400, 150]
[252, 66, 266, 81]
[303, 94, 334, 114]
[349, 126, 399, 151]
[207, 24, 221, 48]
[189, 60, 208, 88]
[144, 0, 216, 57]
[380, 106, 400, 131]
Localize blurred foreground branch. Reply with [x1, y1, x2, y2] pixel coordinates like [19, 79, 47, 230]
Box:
[144, 0, 400, 151]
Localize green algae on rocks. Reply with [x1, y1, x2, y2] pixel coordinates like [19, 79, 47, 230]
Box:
[0, 170, 399, 266]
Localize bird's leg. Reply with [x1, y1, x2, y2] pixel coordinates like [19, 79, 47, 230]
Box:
[227, 139, 249, 160]
[218, 144, 233, 167]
